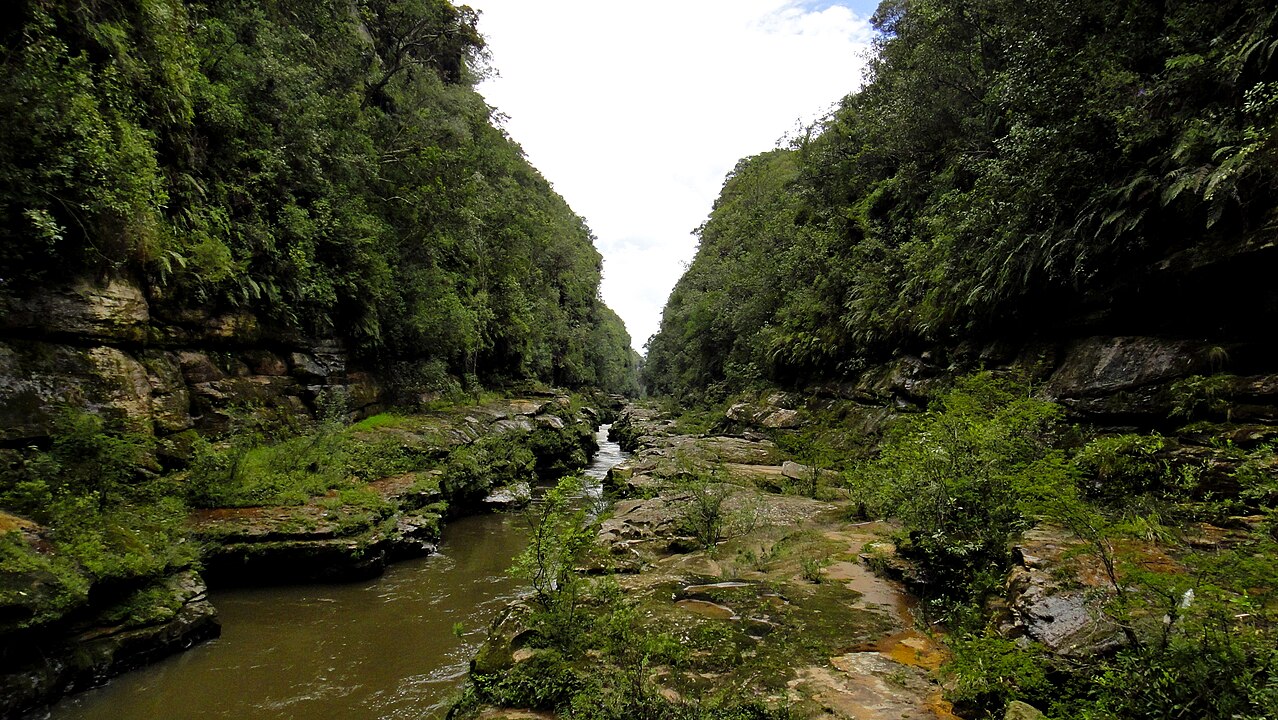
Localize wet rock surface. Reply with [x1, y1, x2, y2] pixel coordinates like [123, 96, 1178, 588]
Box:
[469, 404, 958, 720]
[1001, 526, 1126, 658]
[190, 398, 595, 586]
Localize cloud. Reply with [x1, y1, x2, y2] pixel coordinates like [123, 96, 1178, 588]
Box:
[470, 1, 875, 351]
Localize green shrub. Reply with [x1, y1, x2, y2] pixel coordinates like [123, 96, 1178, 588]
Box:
[799, 556, 825, 583]
[441, 434, 536, 502]
[1073, 433, 1168, 504]
[1081, 636, 1278, 719]
[942, 631, 1053, 717]
[472, 649, 583, 710]
[1, 409, 154, 519]
[1170, 374, 1237, 420]
[670, 467, 734, 550]
[511, 475, 596, 650]
[849, 373, 1070, 604]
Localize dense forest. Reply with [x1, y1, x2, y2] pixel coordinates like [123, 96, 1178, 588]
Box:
[0, 0, 639, 394]
[625, 2, 1278, 719]
[645, 0, 1277, 398]
[0, 3, 643, 713]
[5, 0, 1278, 718]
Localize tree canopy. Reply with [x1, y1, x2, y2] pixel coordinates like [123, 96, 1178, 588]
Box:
[0, 0, 639, 394]
[645, 0, 1277, 399]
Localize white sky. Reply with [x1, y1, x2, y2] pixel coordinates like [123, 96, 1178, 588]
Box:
[470, 1, 878, 352]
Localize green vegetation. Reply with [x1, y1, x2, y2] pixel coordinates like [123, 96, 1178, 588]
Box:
[460, 476, 829, 720]
[850, 373, 1068, 604]
[667, 466, 733, 550]
[0, 410, 195, 631]
[845, 372, 1278, 719]
[0, 0, 638, 393]
[186, 396, 438, 507]
[645, 0, 1278, 397]
[509, 475, 595, 649]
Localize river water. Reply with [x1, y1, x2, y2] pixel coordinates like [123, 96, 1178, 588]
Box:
[37, 424, 626, 720]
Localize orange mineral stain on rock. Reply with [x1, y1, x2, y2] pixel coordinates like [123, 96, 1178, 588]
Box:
[926, 691, 963, 720]
[876, 629, 948, 671]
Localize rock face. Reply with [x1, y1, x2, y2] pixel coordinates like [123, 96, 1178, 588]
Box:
[1044, 336, 1212, 422]
[0, 565, 219, 718]
[1000, 527, 1126, 658]
[0, 277, 384, 453]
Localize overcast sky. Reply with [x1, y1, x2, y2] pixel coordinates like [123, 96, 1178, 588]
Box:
[470, 1, 878, 352]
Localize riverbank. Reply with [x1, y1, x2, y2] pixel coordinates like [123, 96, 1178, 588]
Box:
[455, 376, 1278, 720]
[454, 404, 957, 720]
[1, 393, 614, 720]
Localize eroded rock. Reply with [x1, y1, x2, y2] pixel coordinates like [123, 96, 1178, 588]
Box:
[1003, 527, 1126, 658]
[0, 278, 149, 343]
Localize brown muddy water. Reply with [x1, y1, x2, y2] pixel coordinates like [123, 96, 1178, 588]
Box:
[35, 425, 626, 720]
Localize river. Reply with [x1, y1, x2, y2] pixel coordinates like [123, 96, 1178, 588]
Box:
[35, 424, 626, 720]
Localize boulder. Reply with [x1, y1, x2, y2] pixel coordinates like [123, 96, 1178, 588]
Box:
[1047, 336, 1208, 402]
[1005, 700, 1047, 720]
[1003, 527, 1126, 658]
[471, 601, 536, 675]
[761, 409, 802, 428]
[534, 414, 565, 430]
[483, 483, 532, 510]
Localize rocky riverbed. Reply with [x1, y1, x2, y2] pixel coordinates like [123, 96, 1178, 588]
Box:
[459, 404, 961, 720]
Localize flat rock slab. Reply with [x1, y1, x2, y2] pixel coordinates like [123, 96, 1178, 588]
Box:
[792, 652, 956, 720]
[476, 710, 555, 720]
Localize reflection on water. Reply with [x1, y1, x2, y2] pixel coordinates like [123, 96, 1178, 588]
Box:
[38, 514, 525, 720]
[37, 424, 627, 720]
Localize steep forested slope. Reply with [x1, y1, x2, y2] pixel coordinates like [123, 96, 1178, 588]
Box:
[0, 4, 641, 711]
[645, 0, 1277, 397]
[0, 0, 638, 393]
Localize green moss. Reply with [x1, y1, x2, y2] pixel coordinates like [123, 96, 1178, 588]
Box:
[350, 413, 411, 430]
[97, 582, 184, 628]
[0, 530, 91, 632]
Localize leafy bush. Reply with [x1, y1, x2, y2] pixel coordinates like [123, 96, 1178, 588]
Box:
[1, 409, 155, 519]
[850, 373, 1069, 604]
[942, 631, 1053, 716]
[1072, 433, 1168, 504]
[472, 649, 584, 710]
[1170, 374, 1237, 420]
[669, 467, 735, 550]
[510, 475, 596, 649]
